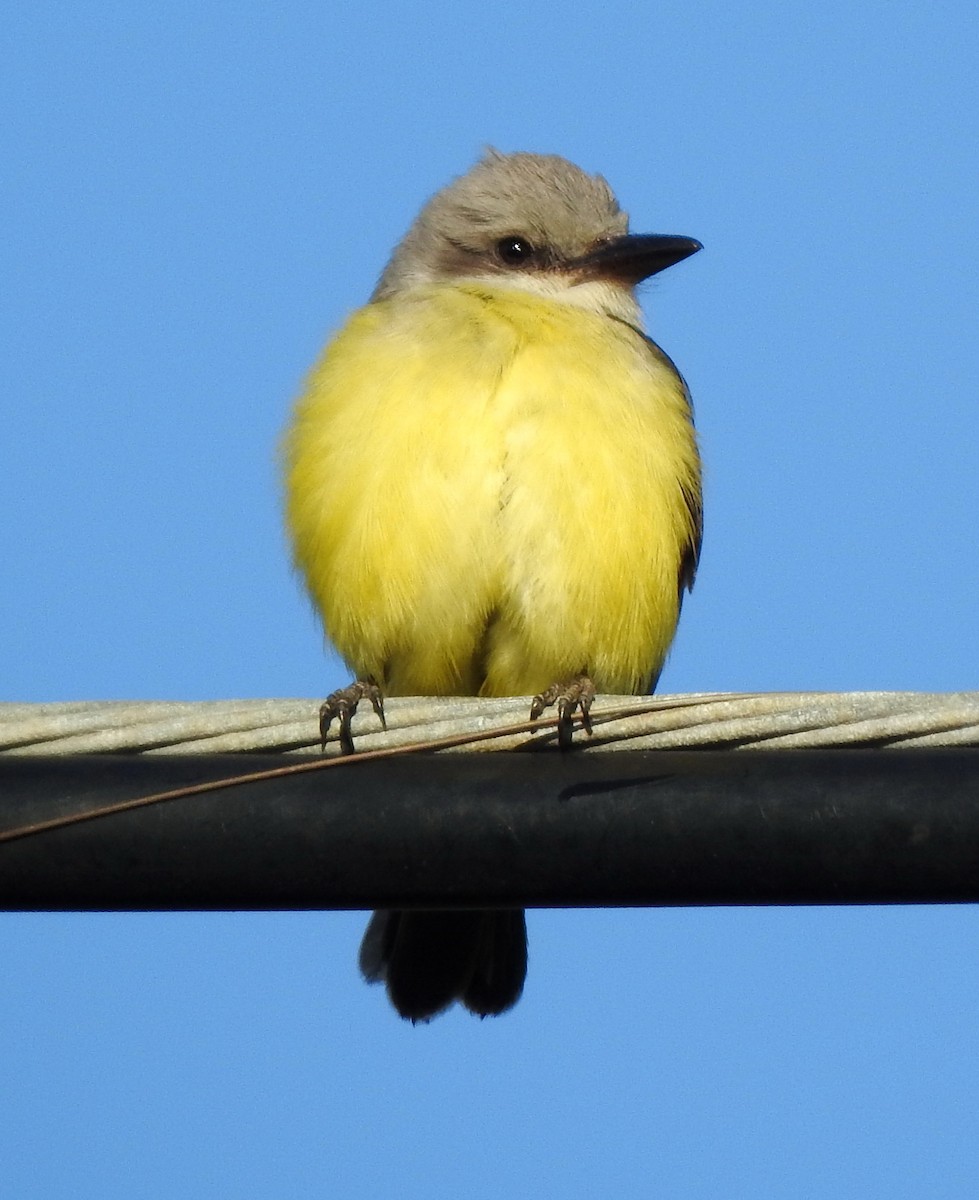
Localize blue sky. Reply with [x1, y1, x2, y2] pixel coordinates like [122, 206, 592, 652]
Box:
[3, 2, 978, 1195]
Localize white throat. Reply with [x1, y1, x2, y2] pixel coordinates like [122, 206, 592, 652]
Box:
[458, 272, 645, 327]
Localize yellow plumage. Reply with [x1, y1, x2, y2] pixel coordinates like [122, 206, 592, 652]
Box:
[283, 149, 702, 1022]
[284, 281, 700, 699]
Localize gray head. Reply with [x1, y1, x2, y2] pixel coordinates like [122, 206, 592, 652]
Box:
[371, 150, 700, 314]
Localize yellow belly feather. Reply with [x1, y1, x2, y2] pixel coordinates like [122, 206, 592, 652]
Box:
[284, 283, 700, 697]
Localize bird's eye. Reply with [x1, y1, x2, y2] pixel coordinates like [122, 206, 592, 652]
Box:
[496, 236, 535, 265]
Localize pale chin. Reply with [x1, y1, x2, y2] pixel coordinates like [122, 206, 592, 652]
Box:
[458, 272, 645, 326]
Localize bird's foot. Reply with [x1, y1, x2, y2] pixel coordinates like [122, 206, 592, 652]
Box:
[530, 673, 595, 750]
[319, 678, 386, 754]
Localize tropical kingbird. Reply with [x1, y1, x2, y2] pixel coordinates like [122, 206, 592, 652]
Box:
[284, 149, 702, 1022]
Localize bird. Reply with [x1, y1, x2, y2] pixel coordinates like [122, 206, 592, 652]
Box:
[283, 149, 702, 1022]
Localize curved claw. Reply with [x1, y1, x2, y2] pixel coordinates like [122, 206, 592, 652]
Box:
[319, 678, 386, 754]
[529, 674, 595, 749]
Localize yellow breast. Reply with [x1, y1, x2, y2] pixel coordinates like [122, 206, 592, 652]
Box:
[284, 282, 700, 697]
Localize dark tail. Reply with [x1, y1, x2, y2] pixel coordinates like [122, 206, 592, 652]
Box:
[359, 909, 527, 1022]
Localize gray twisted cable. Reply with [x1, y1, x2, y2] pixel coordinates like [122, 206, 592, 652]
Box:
[2, 692, 978, 755]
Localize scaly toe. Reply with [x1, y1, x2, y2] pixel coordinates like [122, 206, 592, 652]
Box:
[319, 678, 386, 754]
[530, 673, 595, 749]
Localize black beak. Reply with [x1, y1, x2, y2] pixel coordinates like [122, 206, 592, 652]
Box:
[572, 233, 702, 285]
